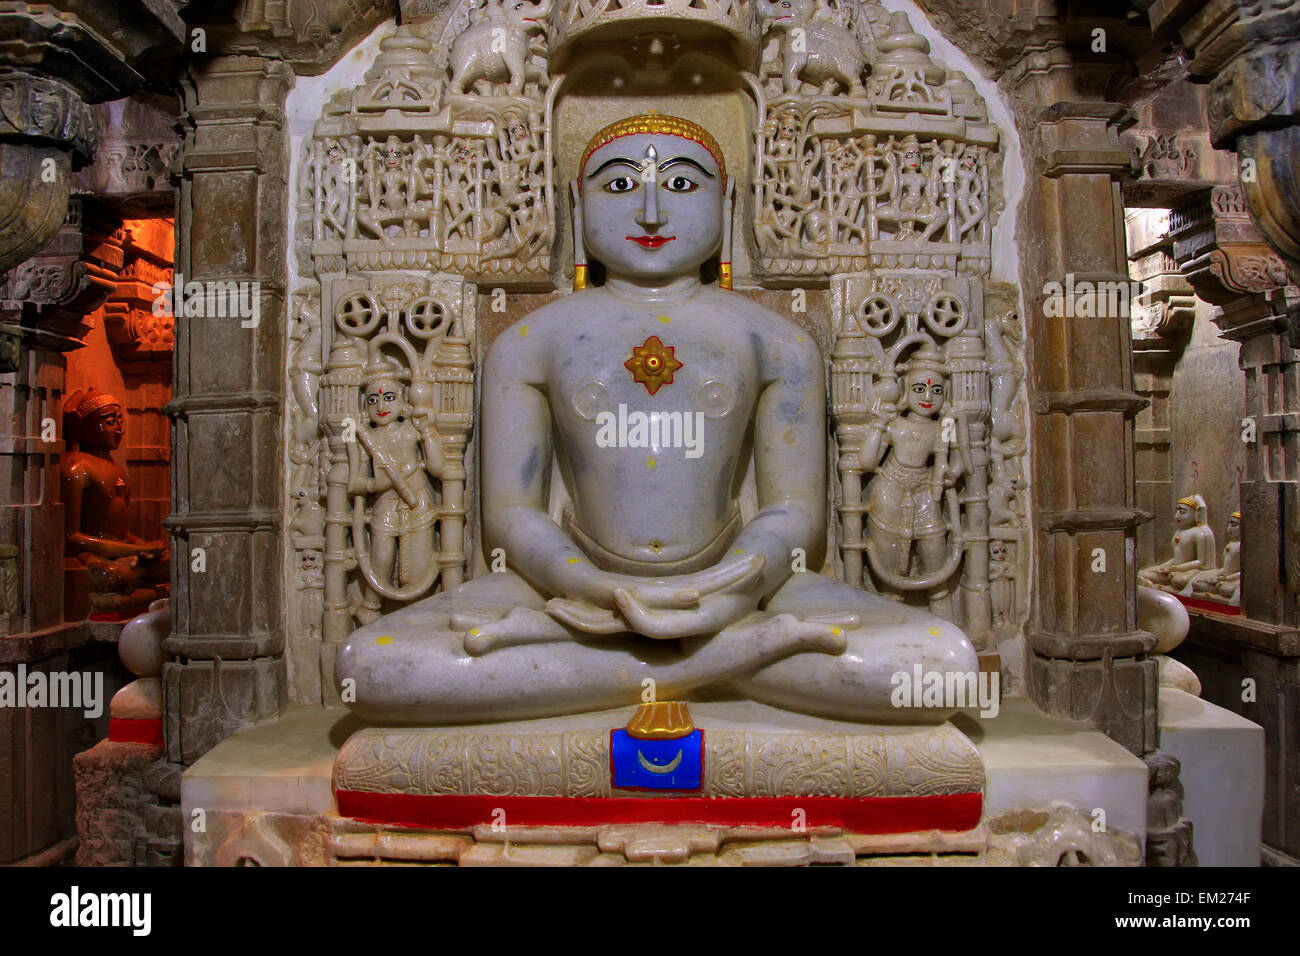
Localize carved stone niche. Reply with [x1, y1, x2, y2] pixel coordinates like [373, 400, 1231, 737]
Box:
[101, 219, 175, 364]
[285, 0, 1025, 704]
[1118, 74, 1239, 210]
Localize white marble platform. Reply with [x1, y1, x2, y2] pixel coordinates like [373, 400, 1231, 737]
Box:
[182, 697, 1151, 865]
[1158, 688, 1264, 866]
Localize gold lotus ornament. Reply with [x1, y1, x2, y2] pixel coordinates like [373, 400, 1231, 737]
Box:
[625, 334, 683, 395]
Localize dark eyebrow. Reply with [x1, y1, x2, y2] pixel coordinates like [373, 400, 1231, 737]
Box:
[658, 157, 716, 177]
[586, 157, 644, 178]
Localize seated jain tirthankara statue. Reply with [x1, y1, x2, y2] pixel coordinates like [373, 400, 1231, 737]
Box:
[335, 115, 978, 728]
[61, 389, 170, 619]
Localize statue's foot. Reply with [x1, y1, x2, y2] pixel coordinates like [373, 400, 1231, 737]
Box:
[463, 606, 573, 656]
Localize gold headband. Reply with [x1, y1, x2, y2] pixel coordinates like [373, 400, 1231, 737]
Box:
[1230, 511, 1241, 519]
[1177, 496, 1200, 508]
[580, 112, 726, 182]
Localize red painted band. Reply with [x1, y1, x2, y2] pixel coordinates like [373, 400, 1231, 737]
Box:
[335, 791, 983, 834]
[109, 717, 164, 746]
[1177, 595, 1241, 616]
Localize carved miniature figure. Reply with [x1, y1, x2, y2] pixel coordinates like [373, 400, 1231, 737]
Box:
[759, 0, 867, 95]
[853, 345, 964, 617]
[989, 538, 1014, 626]
[61, 389, 169, 618]
[448, 0, 552, 96]
[346, 357, 447, 623]
[1138, 494, 1217, 594]
[1189, 509, 1241, 605]
[874, 135, 948, 241]
[336, 114, 976, 725]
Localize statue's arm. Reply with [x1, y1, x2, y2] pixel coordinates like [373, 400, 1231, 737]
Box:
[735, 329, 828, 600]
[480, 327, 616, 606]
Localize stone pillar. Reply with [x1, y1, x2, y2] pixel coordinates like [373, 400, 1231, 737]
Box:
[1006, 45, 1157, 756]
[163, 56, 292, 765]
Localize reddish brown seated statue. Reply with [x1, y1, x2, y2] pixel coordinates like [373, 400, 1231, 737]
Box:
[61, 389, 169, 620]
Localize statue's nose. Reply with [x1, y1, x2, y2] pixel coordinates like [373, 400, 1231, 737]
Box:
[634, 164, 668, 230]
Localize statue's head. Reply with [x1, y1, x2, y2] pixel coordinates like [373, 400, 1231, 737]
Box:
[578, 113, 727, 284]
[900, 136, 923, 171]
[989, 539, 1007, 562]
[383, 136, 402, 167]
[1174, 494, 1206, 528]
[363, 358, 409, 427]
[68, 390, 125, 451]
[1228, 510, 1241, 540]
[900, 346, 947, 418]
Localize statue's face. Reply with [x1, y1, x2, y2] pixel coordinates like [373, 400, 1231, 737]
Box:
[904, 144, 922, 170]
[384, 139, 401, 167]
[84, 404, 125, 450]
[301, 550, 321, 571]
[365, 379, 405, 426]
[581, 132, 724, 283]
[1174, 503, 1194, 527]
[1227, 515, 1240, 538]
[904, 371, 944, 417]
[989, 540, 1007, 561]
[509, 121, 528, 142]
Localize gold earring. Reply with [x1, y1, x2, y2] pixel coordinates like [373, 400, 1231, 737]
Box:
[720, 176, 735, 290]
[570, 179, 587, 291]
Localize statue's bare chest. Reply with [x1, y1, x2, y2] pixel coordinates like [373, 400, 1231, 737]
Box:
[550, 316, 759, 425]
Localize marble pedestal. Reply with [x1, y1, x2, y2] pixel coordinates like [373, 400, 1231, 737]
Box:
[1158, 688, 1264, 866]
[333, 702, 984, 833]
[182, 699, 1148, 865]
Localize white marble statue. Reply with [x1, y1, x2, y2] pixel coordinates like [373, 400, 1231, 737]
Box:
[1188, 509, 1241, 605]
[1138, 494, 1216, 594]
[335, 113, 976, 726]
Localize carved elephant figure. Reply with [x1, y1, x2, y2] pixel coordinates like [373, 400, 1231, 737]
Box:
[448, 0, 552, 96]
[759, 0, 867, 95]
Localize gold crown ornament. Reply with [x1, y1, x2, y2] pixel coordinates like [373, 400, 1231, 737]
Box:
[579, 112, 727, 181]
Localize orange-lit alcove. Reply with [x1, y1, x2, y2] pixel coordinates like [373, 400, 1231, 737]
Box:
[62, 217, 174, 621]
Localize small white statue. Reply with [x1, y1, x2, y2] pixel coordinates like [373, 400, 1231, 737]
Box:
[1189, 509, 1241, 605]
[1138, 494, 1216, 594]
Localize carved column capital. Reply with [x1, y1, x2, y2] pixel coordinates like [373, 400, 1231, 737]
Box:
[0, 70, 97, 163]
[1150, 0, 1300, 271]
[0, 69, 98, 273]
[1171, 184, 1291, 305]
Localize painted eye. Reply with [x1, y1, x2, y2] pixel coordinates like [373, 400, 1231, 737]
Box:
[604, 176, 638, 193]
[367, 395, 378, 404]
[663, 175, 698, 192]
[912, 384, 925, 393]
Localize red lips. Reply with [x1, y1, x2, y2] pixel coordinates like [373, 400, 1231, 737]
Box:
[627, 235, 677, 248]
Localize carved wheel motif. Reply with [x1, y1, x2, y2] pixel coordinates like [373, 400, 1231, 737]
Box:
[924, 293, 966, 336]
[858, 295, 899, 336]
